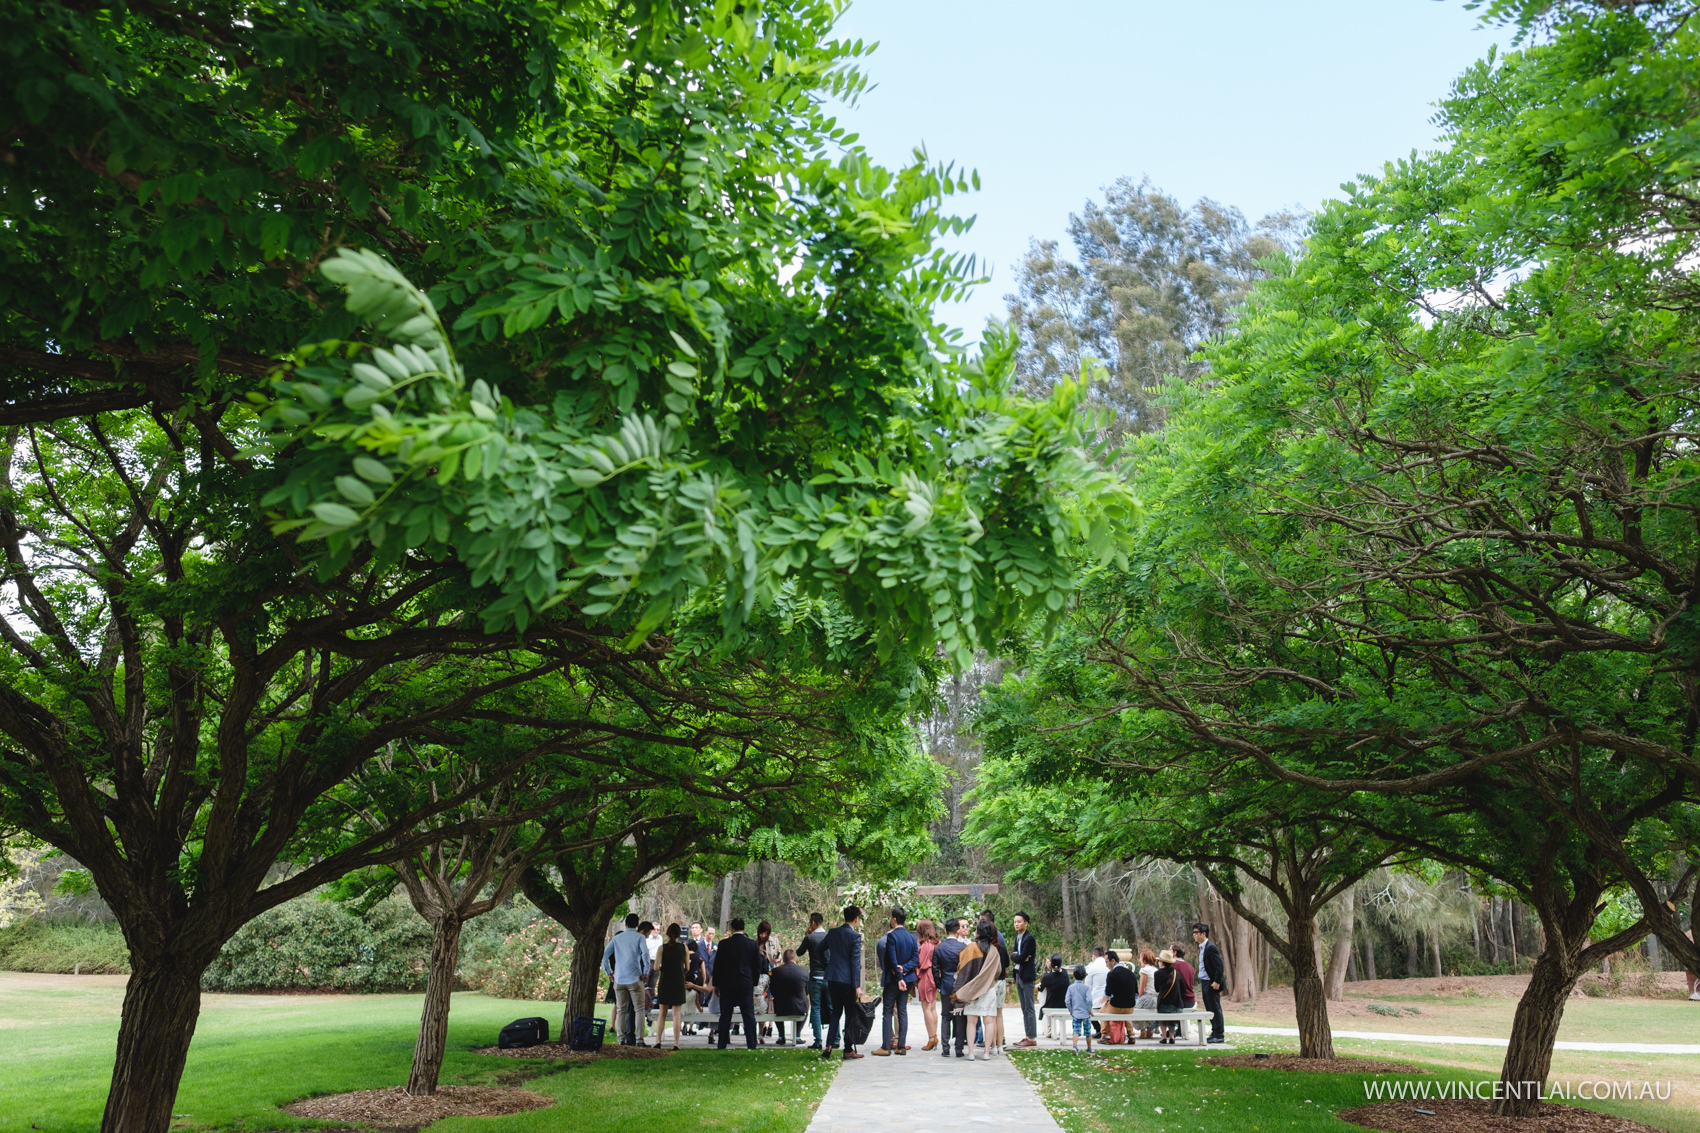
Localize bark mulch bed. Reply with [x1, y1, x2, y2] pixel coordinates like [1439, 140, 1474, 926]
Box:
[472, 1040, 672, 1063]
[1340, 1099, 1666, 1133]
[1205, 1054, 1430, 1074]
[280, 1085, 553, 1130]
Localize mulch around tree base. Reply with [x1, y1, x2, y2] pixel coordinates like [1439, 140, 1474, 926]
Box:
[473, 1041, 672, 1062]
[1206, 1054, 1430, 1074]
[280, 1086, 553, 1130]
[1339, 1100, 1666, 1133]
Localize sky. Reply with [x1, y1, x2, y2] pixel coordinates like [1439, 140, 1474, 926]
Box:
[827, 0, 1511, 340]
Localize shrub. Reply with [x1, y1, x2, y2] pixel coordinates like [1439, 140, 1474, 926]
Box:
[202, 893, 433, 993]
[0, 918, 130, 973]
[467, 915, 574, 1001]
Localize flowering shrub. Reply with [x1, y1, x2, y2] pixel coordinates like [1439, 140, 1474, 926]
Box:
[467, 916, 574, 1001]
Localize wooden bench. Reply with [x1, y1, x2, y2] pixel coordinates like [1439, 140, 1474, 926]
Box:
[642, 1008, 808, 1044]
[1039, 1006, 1217, 1046]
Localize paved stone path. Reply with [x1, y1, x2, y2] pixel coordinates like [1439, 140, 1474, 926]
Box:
[804, 1006, 1063, 1133]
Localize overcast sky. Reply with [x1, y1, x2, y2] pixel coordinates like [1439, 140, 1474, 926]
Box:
[827, 0, 1510, 341]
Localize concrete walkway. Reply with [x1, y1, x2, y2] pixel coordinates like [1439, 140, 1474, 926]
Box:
[1226, 1025, 1700, 1055]
[804, 1006, 1063, 1133]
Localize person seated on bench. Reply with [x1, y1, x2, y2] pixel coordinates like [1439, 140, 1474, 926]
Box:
[1135, 948, 1159, 1039]
[1100, 950, 1137, 1043]
[1153, 950, 1184, 1044]
[1040, 955, 1071, 1040]
[768, 949, 810, 1046]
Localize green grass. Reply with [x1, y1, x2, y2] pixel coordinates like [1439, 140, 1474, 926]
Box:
[0, 975, 834, 1133]
[1011, 1039, 1700, 1133]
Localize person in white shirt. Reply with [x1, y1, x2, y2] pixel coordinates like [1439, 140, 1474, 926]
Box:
[1084, 946, 1109, 1038]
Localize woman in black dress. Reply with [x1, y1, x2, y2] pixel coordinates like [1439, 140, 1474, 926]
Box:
[657, 922, 690, 1049]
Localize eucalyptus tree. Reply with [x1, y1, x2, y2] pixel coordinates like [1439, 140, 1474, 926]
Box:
[1005, 178, 1301, 436]
[0, 2, 1136, 1130]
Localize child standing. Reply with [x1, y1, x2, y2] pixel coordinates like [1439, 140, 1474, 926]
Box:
[1065, 965, 1094, 1053]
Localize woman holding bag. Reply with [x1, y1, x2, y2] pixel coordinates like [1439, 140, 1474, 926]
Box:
[952, 922, 1007, 1061]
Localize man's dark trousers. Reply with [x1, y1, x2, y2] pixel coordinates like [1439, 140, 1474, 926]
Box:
[717, 993, 758, 1049]
[825, 981, 859, 1052]
[1016, 975, 1037, 1040]
[1201, 982, 1224, 1040]
[940, 993, 966, 1055]
[881, 985, 909, 1051]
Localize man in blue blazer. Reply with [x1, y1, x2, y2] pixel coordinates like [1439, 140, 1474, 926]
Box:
[822, 905, 865, 1060]
[873, 907, 918, 1055]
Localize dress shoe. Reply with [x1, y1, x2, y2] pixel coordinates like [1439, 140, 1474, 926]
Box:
[1207, 1036, 1225, 1044]
[843, 1050, 864, 1059]
[895, 1047, 907, 1055]
[808, 1041, 822, 1050]
[820, 1046, 835, 1060]
[871, 1047, 891, 1056]
[1017, 1038, 1037, 1048]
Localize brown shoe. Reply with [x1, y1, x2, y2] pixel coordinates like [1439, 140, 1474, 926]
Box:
[895, 1048, 907, 1055]
[923, 1039, 938, 1051]
[843, 1050, 864, 1059]
[871, 1048, 891, 1056]
[1017, 1038, 1037, 1048]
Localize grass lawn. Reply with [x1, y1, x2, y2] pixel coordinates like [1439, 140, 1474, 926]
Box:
[0, 973, 835, 1133]
[1011, 1036, 1700, 1133]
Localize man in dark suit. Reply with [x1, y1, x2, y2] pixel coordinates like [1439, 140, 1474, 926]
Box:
[1011, 912, 1039, 1047]
[873, 906, 918, 1055]
[932, 918, 967, 1058]
[1192, 922, 1227, 1044]
[710, 917, 766, 1049]
[822, 904, 865, 1060]
[767, 949, 811, 1046]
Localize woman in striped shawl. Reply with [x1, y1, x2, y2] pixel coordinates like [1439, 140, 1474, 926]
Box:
[951, 922, 1008, 1060]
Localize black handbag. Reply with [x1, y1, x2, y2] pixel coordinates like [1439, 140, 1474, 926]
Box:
[498, 1016, 550, 1049]
[846, 997, 877, 1046]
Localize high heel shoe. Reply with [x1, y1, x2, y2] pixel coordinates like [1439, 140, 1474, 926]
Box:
[923, 1038, 938, 1051]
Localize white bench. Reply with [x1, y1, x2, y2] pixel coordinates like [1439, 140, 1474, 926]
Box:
[1039, 1006, 1216, 1046]
[642, 1008, 807, 1043]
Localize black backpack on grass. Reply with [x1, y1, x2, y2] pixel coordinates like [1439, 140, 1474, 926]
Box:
[498, 1016, 550, 1049]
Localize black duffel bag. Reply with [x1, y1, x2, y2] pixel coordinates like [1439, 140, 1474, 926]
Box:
[568, 1014, 606, 1052]
[498, 1016, 550, 1049]
[846, 998, 877, 1047]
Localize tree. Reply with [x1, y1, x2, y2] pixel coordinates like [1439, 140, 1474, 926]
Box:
[1005, 178, 1300, 436]
[0, 2, 1136, 1129]
[968, 703, 1408, 1059]
[522, 705, 941, 1028]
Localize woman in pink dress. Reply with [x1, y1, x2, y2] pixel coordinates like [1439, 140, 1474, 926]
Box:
[915, 918, 940, 1050]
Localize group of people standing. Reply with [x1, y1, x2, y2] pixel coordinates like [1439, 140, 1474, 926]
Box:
[602, 907, 1228, 1057]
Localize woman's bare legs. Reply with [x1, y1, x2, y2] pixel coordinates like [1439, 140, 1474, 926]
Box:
[922, 998, 939, 1047]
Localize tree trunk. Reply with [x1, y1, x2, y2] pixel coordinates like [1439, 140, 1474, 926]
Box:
[101, 958, 208, 1133]
[1406, 933, 1418, 977]
[1493, 946, 1578, 1116]
[1061, 871, 1073, 943]
[720, 872, 734, 929]
[1432, 932, 1443, 978]
[1324, 889, 1355, 1001]
[1288, 916, 1334, 1059]
[1361, 926, 1377, 981]
[561, 910, 612, 1035]
[1231, 912, 1254, 1002]
[406, 916, 464, 1096]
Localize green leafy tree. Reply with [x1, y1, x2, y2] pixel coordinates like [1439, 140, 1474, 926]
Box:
[0, 3, 1135, 1130]
[986, 0, 1700, 1112]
